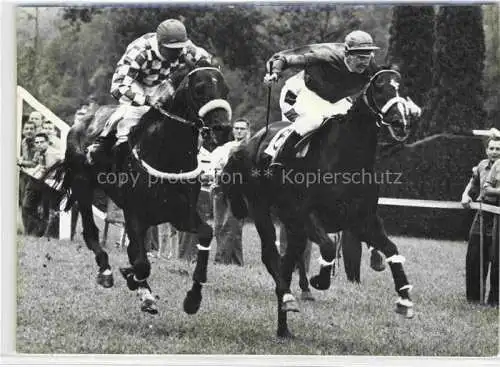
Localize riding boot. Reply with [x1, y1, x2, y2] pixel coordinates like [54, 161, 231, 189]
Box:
[269, 131, 302, 169]
[112, 141, 130, 168]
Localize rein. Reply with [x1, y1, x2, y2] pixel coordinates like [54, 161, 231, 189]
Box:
[129, 66, 232, 180]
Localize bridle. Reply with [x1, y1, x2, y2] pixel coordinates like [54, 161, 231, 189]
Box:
[130, 66, 232, 180]
[362, 70, 410, 142]
[155, 66, 232, 128]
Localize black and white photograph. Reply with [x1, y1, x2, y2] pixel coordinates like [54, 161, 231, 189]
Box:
[7, 1, 500, 361]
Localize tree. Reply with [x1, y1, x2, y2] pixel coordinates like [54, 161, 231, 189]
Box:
[483, 4, 500, 127]
[425, 6, 486, 135]
[386, 6, 434, 108]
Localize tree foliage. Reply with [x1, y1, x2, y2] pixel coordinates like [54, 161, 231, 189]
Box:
[425, 6, 486, 134]
[386, 6, 434, 107]
[16, 5, 493, 135]
[483, 4, 500, 127]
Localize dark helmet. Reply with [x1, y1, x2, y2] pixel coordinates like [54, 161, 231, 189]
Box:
[344, 30, 379, 53]
[156, 19, 189, 49]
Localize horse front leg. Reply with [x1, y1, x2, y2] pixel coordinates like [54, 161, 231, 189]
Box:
[119, 214, 157, 314]
[183, 213, 212, 315]
[72, 178, 113, 288]
[359, 215, 414, 318]
[252, 204, 293, 339]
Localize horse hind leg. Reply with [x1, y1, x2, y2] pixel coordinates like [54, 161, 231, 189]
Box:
[297, 254, 315, 301]
[72, 180, 113, 287]
[361, 215, 414, 319]
[183, 213, 212, 315]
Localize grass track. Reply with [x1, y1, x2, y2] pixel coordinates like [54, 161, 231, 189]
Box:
[16, 223, 499, 355]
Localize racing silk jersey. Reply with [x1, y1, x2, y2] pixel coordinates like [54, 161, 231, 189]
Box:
[269, 43, 378, 103]
[110, 32, 212, 106]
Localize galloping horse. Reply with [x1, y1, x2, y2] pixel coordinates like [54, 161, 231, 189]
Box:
[46, 64, 232, 315]
[222, 70, 415, 338]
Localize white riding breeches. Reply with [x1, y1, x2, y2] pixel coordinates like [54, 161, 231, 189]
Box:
[279, 71, 352, 136]
[114, 105, 150, 143]
[106, 82, 166, 143]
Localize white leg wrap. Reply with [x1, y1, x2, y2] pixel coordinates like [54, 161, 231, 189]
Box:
[133, 275, 147, 283]
[386, 254, 405, 264]
[102, 269, 112, 276]
[196, 244, 211, 251]
[396, 297, 413, 308]
[137, 287, 154, 302]
[283, 293, 295, 303]
[399, 284, 413, 292]
[367, 246, 374, 252]
[318, 256, 335, 267]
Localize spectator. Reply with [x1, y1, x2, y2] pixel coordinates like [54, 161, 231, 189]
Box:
[18, 120, 37, 168]
[18, 120, 37, 212]
[461, 136, 500, 306]
[41, 120, 62, 152]
[21, 133, 63, 236]
[477, 151, 500, 307]
[210, 117, 250, 266]
[28, 111, 44, 134]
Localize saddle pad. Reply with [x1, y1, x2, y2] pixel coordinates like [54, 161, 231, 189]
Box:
[263, 126, 310, 159]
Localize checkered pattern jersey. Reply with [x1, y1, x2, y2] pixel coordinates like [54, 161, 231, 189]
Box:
[110, 33, 211, 106]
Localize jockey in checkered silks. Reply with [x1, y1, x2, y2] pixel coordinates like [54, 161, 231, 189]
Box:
[87, 19, 213, 164]
[263, 30, 420, 169]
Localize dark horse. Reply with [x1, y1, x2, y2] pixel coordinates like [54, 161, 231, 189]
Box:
[222, 70, 415, 338]
[45, 64, 232, 314]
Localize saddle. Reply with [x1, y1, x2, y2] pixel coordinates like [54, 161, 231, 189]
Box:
[263, 116, 337, 160]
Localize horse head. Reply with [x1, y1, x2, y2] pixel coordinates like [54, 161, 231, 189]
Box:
[168, 63, 233, 147]
[363, 70, 412, 142]
[131, 62, 232, 180]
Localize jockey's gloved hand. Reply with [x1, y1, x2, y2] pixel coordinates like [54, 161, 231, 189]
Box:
[264, 56, 286, 85]
[263, 73, 280, 85]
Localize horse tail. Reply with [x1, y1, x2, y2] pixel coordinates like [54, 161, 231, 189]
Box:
[41, 158, 75, 212]
[220, 148, 251, 219]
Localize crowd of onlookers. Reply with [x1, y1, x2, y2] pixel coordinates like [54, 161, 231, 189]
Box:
[18, 111, 64, 237]
[17, 97, 256, 268]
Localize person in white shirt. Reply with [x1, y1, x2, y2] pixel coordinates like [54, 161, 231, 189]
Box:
[210, 118, 250, 266]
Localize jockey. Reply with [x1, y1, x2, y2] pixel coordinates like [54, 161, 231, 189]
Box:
[87, 18, 212, 164]
[264, 30, 418, 169]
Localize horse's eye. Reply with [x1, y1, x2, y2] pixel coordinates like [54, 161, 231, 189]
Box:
[194, 82, 205, 95]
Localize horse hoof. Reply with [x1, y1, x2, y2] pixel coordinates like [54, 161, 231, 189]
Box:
[141, 298, 159, 315]
[370, 252, 386, 272]
[282, 293, 300, 313]
[277, 328, 294, 339]
[119, 267, 139, 290]
[183, 289, 202, 315]
[395, 301, 414, 319]
[97, 271, 114, 288]
[300, 290, 315, 301]
[310, 275, 330, 291]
